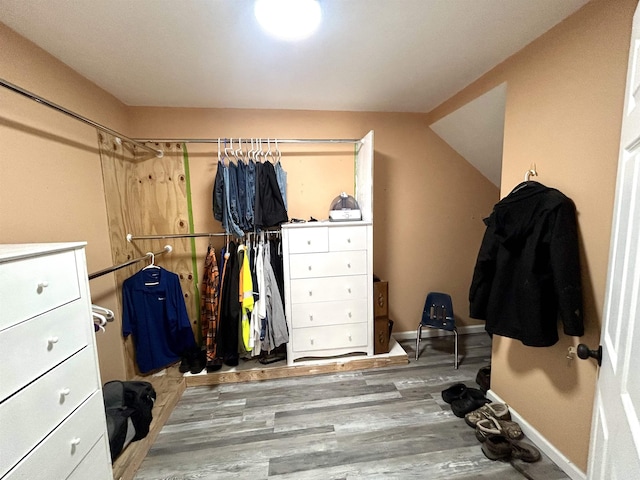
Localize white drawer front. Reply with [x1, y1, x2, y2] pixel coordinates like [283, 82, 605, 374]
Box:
[289, 251, 367, 279]
[0, 347, 98, 478]
[0, 250, 81, 331]
[328, 226, 367, 251]
[5, 392, 108, 480]
[0, 300, 89, 402]
[287, 227, 328, 254]
[292, 322, 369, 352]
[67, 435, 113, 480]
[290, 275, 368, 304]
[291, 299, 368, 328]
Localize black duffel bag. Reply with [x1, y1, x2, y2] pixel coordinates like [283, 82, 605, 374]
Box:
[103, 380, 156, 461]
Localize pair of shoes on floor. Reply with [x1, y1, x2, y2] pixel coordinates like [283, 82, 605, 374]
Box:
[475, 415, 523, 442]
[481, 433, 541, 463]
[178, 347, 206, 374]
[464, 402, 511, 427]
[441, 383, 490, 418]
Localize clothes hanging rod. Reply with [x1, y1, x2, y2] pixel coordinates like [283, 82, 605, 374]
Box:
[0, 77, 164, 158]
[133, 138, 362, 145]
[88, 245, 172, 280]
[127, 232, 228, 241]
[126, 231, 281, 241]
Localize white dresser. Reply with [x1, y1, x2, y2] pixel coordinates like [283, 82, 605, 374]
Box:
[282, 222, 373, 364]
[0, 243, 113, 480]
[282, 131, 375, 366]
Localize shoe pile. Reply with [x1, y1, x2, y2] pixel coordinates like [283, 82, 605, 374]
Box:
[440, 383, 541, 464]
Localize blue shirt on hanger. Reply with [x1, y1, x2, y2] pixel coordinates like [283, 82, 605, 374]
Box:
[122, 267, 196, 373]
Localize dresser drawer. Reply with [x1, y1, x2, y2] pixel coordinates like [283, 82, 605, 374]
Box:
[286, 227, 329, 254]
[0, 300, 90, 402]
[289, 250, 367, 279]
[328, 225, 367, 251]
[67, 435, 113, 480]
[4, 391, 108, 480]
[292, 322, 369, 352]
[0, 249, 81, 331]
[290, 275, 368, 304]
[291, 299, 368, 328]
[0, 347, 98, 478]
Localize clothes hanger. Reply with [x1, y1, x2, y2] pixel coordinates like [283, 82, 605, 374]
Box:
[257, 138, 264, 163]
[91, 304, 115, 322]
[275, 138, 282, 163]
[236, 137, 245, 163]
[92, 312, 107, 327]
[265, 138, 274, 163]
[142, 252, 160, 269]
[248, 138, 256, 161]
[225, 138, 236, 163]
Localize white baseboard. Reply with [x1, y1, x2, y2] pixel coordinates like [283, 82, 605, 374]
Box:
[393, 323, 487, 341]
[487, 389, 586, 480]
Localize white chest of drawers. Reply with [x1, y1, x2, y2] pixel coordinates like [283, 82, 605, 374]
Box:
[282, 222, 373, 365]
[0, 243, 112, 480]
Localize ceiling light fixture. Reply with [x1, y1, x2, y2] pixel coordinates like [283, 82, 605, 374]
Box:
[254, 0, 322, 41]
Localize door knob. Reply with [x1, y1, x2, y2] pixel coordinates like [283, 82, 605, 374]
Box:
[577, 343, 602, 366]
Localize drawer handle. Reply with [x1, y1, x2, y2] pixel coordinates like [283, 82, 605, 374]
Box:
[48, 336, 60, 345]
[60, 388, 71, 396]
[348, 334, 352, 341]
[37, 280, 49, 292]
[307, 240, 311, 245]
[309, 315, 313, 321]
[348, 311, 352, 318]
[308, 265, 312, 271]
[70, 438, 81, 447]
[347, 238, 351, 243]
[348, 288, 352, 294]
[347, 263, 351, 268]
[308, 291, 313, 297]
[310, 338, 314, 345]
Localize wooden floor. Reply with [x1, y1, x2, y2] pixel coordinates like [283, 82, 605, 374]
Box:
[130, 334, 570, 480]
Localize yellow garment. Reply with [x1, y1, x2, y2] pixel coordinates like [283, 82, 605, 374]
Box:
[239, 245, 254, 351]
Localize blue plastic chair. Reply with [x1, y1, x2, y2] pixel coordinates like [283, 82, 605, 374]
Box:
[415, 292, 458, 368]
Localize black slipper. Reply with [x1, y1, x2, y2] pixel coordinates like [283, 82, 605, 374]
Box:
[441, 383, 467, 404]
[451, 388, 490, 418]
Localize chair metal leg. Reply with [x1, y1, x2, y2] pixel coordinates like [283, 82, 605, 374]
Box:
[416, 324, 422, 360]
[453, 328, 459, 369]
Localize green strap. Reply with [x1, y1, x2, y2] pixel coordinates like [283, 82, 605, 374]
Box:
[182, 144, 202, 344]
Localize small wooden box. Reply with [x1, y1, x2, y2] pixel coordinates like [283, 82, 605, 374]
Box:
[374, 317, 391, 354]
[373, 280, 390, 354]
[373, 281, 388, 318]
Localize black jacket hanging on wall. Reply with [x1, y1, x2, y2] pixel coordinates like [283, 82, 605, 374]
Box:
[469, 181, 584, 347]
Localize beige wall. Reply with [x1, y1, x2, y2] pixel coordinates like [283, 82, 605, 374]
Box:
[0, 23, 129, 382]
[128, 107, 497, 337]
[427, 0, 637, 471]
[1, 20, 496, 383]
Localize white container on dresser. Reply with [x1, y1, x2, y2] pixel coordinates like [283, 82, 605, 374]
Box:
[282, 130, 374, 366]
[0, 243, 113, 480]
